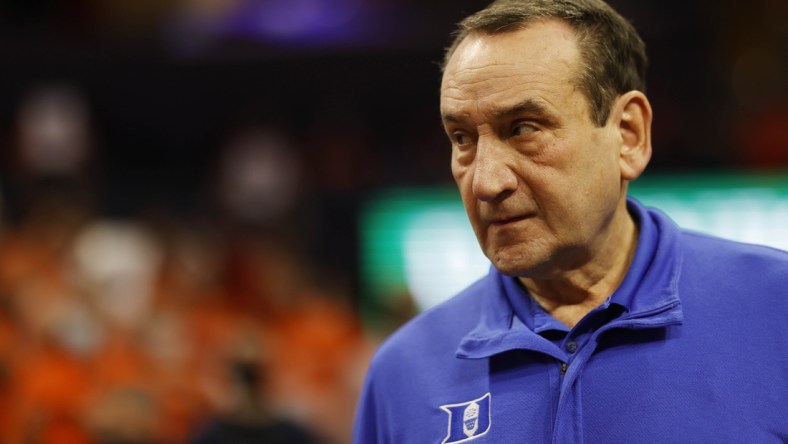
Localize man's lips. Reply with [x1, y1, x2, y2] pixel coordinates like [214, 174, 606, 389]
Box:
[487, 213, 533, 226]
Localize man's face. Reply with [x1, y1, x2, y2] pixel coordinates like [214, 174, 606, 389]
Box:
[440, 20, 626, 278]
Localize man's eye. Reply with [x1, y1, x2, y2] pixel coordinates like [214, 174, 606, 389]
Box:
[512, 123, 537, 137]
[453, 133, 471, 146]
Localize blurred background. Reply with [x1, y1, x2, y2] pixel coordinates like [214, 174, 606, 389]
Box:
[0, 0, 786, 442]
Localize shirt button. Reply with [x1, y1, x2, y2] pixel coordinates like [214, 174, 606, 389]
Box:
[566, 341, 578, 353]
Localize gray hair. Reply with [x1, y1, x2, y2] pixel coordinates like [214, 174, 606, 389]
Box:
[443, 0, 648, 126]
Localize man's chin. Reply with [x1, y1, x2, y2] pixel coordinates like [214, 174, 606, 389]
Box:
[487, 251, 542, 278]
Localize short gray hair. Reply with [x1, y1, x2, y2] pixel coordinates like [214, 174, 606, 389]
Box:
[443, 0, 648, 126]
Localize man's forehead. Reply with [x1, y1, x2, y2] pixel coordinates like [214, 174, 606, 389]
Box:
[442, 20, 580, 79]
[441, 24, 582, 109]
[441, 27, 581, 111]
[446, 35, 493, 70]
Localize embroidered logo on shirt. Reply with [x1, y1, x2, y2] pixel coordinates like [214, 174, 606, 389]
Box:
[440, 393, 491, 443]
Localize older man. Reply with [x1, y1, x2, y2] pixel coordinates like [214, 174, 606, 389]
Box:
[354, 1, 788, 443]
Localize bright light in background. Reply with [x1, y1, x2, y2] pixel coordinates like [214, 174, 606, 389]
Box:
[360, 172, 788, 327]
[246, 0, 364, 38]
[635, 189, 788, 251]
[219, 0, 365, 43]
[402, 207, 488, 311]
[167, 0, 402, 52]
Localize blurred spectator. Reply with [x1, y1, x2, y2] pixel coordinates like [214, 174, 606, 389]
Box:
[214, 124, 304, 230]
[14, 84, 95, 178]
[188, 334, 319, 444]
[70, 221, 163, 334]
[3, 83, 99, 228]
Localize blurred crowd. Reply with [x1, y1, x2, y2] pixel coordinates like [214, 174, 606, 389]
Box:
[0, 84, 376, 444]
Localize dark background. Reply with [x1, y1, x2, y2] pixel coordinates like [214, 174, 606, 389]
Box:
[2, 0, 786, 214]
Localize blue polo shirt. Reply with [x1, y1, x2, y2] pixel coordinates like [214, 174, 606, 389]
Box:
[354, 198, 788, 443]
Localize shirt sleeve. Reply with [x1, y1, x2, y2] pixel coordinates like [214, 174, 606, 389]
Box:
[352, 365, 386, 444]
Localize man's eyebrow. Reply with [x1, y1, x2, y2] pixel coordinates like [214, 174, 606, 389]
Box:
[492, 99, 549, 118]
[440, 99, 554, 126]
[440, 112, 463, 125]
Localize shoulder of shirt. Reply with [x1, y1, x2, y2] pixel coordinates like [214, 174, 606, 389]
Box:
[679, 228, 788, 263]
[677, 228, 788, 303]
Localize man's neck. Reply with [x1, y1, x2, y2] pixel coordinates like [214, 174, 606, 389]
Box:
[518, 209, 639, 329]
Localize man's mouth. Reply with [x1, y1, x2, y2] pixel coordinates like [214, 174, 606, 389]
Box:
[488, 214, 533, 226]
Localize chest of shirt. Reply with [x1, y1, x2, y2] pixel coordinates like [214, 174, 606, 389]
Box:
[383, 325, 788, 444]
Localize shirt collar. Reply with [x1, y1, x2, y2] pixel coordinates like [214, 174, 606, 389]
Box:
[502, 277, 567, 335]
[457, 197, 684, 360]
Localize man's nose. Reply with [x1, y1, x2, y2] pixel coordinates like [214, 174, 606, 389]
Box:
[471, 136, 517, 202]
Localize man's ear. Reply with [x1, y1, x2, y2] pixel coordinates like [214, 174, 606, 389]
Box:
[611, 91, 652, 181]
